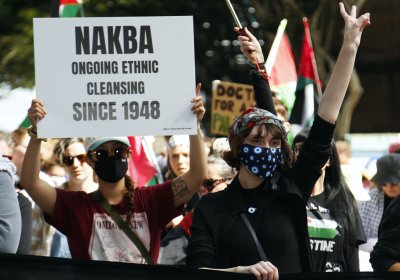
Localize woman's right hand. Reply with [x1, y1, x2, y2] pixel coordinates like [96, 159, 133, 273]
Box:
[235, 27, 264, 65]
[27, 99, 47, 130]
[236, 261, 279, 280]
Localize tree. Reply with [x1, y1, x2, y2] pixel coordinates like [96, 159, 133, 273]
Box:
[0, 0, 368, 137]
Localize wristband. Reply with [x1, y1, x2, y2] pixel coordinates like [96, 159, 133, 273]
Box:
[27, 126, 46, 142]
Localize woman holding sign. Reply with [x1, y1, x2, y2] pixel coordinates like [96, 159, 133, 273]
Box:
[187, 3, 370, 279]
[21, 84, 207, 264]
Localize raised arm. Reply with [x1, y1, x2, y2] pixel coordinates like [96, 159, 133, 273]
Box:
[20, 99, 56, 216]
[236, 27, 276, 115]
[317, 2, 370, 123]
[172, 83, 207, 207]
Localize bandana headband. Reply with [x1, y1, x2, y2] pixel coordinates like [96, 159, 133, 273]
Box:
[228, 107, 287, 141]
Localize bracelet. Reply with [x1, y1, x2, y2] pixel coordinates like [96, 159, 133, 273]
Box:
[248, 61, 266, 70]
[250, 68, 271, 81]
[27, 126, 37, 138]
[27, 126, 46, 142]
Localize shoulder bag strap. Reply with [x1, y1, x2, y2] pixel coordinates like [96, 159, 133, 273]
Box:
[91, 191, 154, 265]
[240, 212, 268, 262]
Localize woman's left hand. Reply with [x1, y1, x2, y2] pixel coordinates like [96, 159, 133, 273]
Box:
[339, 2, 370, 49]
[191, 83, 205, 123]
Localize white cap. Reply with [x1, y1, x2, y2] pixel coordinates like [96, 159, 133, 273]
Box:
[167, 135, 190, 151]
[84, 137, 130, 153]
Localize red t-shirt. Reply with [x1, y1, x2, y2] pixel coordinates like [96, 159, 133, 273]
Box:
[45, 180, 181, 263]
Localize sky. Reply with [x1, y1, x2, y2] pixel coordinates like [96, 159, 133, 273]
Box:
[0, 87, 35, 132]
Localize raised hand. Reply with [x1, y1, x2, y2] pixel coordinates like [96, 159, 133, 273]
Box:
[191, 83, 205, 123]
[27, 99, 46, 130]
[235, 27, 264, 65]
[339, 2, 371, 49]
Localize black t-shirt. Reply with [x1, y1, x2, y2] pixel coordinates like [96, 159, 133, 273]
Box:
[226, 184, 302, 273]
[307, 192, 364, 272]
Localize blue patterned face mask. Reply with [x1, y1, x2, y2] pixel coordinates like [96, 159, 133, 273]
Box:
[239, 144, 282, 179]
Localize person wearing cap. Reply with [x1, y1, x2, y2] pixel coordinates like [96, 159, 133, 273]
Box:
[370, 195, 400, 272]
[21, 83, 207, 263]
[164, 135, 191, 180]
[187, 3, 370, 279]
[358, 153, 400, 267]
[388, 139, 400, 154]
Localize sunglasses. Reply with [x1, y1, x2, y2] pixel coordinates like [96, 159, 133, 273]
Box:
[62, 154, 86, 166]
[202, 178, 232, 192]
[89, 146, 129, 162]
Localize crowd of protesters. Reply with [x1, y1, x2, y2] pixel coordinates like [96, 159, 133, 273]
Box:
[2, 2, 400, 279]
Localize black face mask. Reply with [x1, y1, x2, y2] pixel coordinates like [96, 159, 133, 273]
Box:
[94, 156, 128, 183]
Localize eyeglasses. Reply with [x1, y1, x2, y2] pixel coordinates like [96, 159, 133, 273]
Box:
[89, 146, 129, 162]
[202, 178, 232, 192]
[62, 154, 86, 166]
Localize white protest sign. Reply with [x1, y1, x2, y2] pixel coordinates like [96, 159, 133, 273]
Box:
[33, 16, 196, 138]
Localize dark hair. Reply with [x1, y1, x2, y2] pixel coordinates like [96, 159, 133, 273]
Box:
[293, 129, 360, 248]
[223, 123, 293, 172]
[124, 174, 135, 223]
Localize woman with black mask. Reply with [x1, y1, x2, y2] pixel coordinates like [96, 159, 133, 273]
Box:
[21, 84, 207, 264]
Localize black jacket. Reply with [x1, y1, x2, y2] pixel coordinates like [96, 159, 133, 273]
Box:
[187, 115, 335, 273]
[370, 195, 400, 272]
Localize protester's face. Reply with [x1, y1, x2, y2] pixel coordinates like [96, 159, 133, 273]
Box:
[169, 145, 190, 176]
[382, 183, 400, 198]
[207, 164, 229, 193]
[243, 125, 281, 149]
[63, 142, 92, 182]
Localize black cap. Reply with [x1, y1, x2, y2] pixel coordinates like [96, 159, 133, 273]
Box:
[371, 154, 400, 185]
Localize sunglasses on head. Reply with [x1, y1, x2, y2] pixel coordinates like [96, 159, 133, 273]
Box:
[62, 154, 86, 166]
[89, 146, 129, 162]
[202, 178, 232, 192]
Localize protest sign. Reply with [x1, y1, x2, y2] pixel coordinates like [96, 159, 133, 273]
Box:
[211, 80, 255, 136]
[33, 16, 196, 138]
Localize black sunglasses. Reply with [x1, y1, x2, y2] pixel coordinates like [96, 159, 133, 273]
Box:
[62, 154, 86, 166]
[202, 178, 232, 192]
[89, 146, 129, 162]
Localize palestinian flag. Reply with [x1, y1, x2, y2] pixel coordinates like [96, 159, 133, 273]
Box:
[127, 136, 162, 187]
[265, 19, 297, 115]
[289, 18, 322, 136]
[52, 0, 84, 18]
[307, 217, 340, 240]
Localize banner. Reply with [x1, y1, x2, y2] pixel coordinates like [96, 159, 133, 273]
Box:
[33, 16, 196, 138]
[0, 253, 398, 280]
[210, 80, 254, 136]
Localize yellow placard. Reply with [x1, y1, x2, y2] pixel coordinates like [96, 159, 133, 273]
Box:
[211, 80, 255, 136]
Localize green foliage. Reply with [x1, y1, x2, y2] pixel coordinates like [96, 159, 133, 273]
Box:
[0, 0, 50, 88]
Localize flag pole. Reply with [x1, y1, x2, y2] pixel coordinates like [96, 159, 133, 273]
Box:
[225, 0, 243, 29]
[265, 19, 288, 74]
[303, 17, 323, 101]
